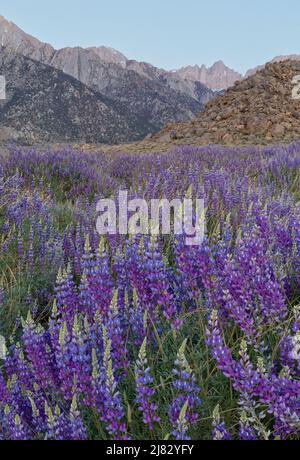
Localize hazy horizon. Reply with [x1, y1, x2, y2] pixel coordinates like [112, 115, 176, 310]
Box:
[1, 0, 300, 74]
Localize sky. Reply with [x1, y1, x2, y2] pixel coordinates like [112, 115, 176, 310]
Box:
[1, 0, 300, 74]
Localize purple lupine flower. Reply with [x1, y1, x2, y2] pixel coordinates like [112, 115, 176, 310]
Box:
[169, 339, 201, 440]
[105, 291, 130, 374]
[172, 400, 190, 440]
[17, 234, 25, 267]
[238, 412, 258, 440]
[127, 289, 149, 348]
[207, 310, 300, 438]
[100, 336, 129, 440]
[22, 312, 59, 390]
[4, 406, 29, 441]
[55, 266, 80, 324]
[128, 237, 176, 324]
[82, 236, 114, 318]
[69, 395, 87, 440]
[135, 337, 160, 431]
[27, 226, 35, 273]
[206, 310, 242, 381]
[89, 335, 128, 439]
[45, 403, 70, 440]
[212, 405, 232, 441]
[280, 305, 300, 377]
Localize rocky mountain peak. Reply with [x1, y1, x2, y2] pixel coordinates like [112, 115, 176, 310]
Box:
[173, 61, 242, 90]
[210, 59, 225, 68]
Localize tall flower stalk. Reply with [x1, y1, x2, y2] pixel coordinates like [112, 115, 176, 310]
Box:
[135, 337, 160, 432]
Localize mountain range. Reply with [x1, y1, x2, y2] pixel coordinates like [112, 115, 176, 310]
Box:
[1, 14, 300, 145]
[0, 15, 216, 144]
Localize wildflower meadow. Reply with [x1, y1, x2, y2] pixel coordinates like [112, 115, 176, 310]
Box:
[0, 143, 299, 440]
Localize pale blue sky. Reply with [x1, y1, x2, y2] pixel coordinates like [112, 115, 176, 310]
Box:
[1, 0, 300, 73]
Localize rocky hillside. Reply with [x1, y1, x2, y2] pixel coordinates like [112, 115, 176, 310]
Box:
[151, 60, 300, 146]
[0, 47, 139, 144]
[245, 55, 300, 78]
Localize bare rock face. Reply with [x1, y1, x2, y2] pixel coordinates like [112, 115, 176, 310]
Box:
[151, 60, 300, 146]
[45, 47, 208, 133]
[0, 47, 139, 144]
[86, 46, 128, 67]
[0, 15, 55, 62]
[173, 60, 242, 90]
[123, 59, 216, 105]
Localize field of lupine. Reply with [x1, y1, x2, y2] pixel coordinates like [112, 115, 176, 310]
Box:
[0, 142, 299, 440]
